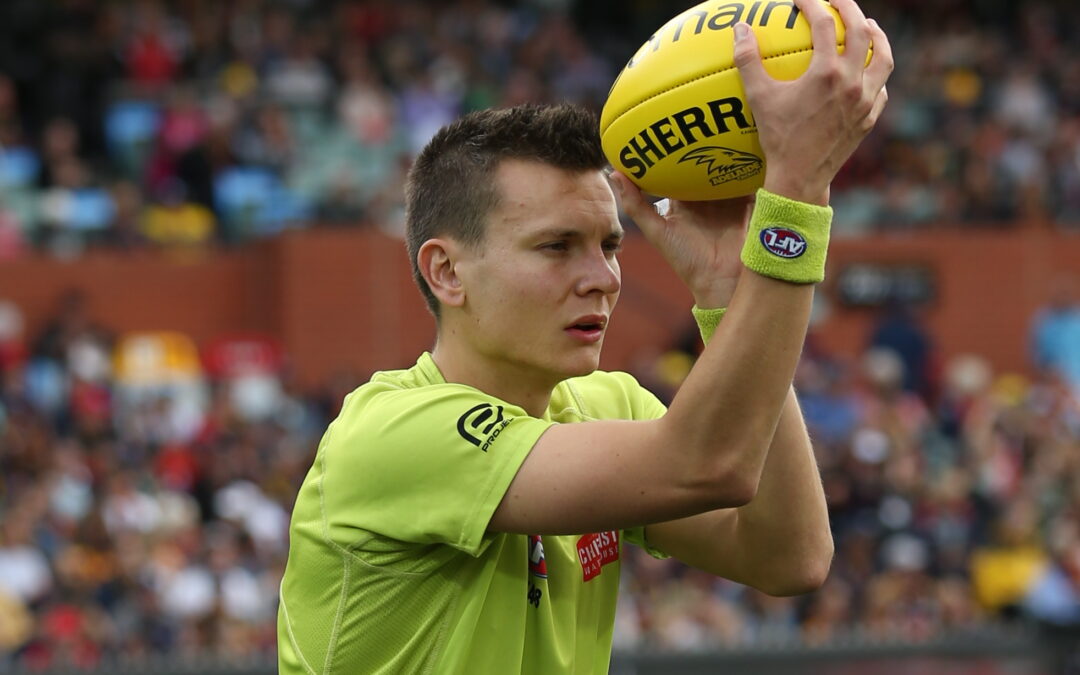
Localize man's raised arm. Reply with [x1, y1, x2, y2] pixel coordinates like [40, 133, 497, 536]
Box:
[490, 0, 893, 544]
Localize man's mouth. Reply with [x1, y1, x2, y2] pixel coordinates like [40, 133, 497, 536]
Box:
[570, 321, 603, 331]
[565, 316, 607, 343]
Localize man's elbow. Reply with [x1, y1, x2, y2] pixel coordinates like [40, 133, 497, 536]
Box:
[713, 471, 759, 509]
[700, 441, 769, 509]
[759, 545, 835, 597]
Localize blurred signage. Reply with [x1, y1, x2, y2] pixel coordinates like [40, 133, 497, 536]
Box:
[835, 263, 936, 307]
[113, 331, 204, 384]
[202, 334, 284, 378]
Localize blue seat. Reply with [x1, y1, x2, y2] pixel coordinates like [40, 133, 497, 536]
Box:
[0, 146, 41, 189]
[104, 100, 162, 178]
[214, 166, 311, 240]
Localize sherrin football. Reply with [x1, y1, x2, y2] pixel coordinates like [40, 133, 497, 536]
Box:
[601, 0, 855, 201]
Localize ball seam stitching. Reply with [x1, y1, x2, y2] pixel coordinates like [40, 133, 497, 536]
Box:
[601, 44, 839, 137]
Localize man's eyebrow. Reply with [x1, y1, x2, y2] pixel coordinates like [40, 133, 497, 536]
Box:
[533, 228, 582, 240]
[531, 227, 625, 241]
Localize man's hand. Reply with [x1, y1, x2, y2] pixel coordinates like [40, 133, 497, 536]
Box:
[610, 0, 892, 307]
[736, 0, 893, 205]
[611, 173, 752, 309]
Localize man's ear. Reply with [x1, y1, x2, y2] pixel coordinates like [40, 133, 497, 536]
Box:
[418, 239, 466, 309]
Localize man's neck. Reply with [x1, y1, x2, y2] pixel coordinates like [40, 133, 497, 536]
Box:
[430, 339, 557, 418]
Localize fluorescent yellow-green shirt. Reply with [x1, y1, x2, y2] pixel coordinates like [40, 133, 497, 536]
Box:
[278, 352, 666, 674]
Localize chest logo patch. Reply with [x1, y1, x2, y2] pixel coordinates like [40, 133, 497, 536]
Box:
[576, 531, 620, 582]
[528, 535, 548, 579]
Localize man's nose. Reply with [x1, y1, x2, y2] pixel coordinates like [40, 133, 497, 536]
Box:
[575, 251, 620, 296]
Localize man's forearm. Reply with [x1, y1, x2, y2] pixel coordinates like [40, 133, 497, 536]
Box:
[733, 388, 833, 595]
[665, 268, 814, 503]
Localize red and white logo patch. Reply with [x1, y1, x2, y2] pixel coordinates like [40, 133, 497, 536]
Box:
[528, 535, 548, 579]
[760, 227, 807, 258]
[576, 531, 620, 582]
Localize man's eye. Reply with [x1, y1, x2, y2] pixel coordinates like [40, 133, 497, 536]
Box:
[603, 241, 622, 254]
[542, 241, 569, 252]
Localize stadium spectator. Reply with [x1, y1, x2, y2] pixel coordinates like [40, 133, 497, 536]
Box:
[1031, 274, 1080, 399]
[1023, 513, 1080, 627]
[867, 301, 938, 400]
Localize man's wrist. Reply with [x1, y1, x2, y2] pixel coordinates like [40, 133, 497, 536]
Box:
[762, 175, 830, 207]
[740, 188, 833, 285]
[690, 278, 738, 310]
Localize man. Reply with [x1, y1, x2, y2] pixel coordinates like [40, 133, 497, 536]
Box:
[1031, 274, 1080, 399]
[278, 0, 893, 672]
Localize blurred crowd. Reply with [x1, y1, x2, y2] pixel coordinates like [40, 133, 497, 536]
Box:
[620, 300, 1080, 650]
[1, 0, 1080, 259]
[1, 286, 1079, 669]
[0, 292, 345, 667]
[3, 0, 1080, 669]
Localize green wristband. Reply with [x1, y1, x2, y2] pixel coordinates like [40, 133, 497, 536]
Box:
[740, 189, 832, 284]
[691, 305, 727, 344]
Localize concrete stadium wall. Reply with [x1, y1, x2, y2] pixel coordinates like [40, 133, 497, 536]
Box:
[3, 228, 1079, 387]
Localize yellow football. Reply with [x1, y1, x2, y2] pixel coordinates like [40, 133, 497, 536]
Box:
[600, 0, 854, 201]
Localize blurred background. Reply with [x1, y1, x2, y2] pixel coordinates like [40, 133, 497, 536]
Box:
[1, 0, 1079, 673]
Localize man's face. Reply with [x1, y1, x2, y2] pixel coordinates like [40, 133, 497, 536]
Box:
[453, 159, 623, 385]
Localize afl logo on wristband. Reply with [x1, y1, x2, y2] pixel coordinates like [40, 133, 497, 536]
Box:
[760, 227, 807, 258]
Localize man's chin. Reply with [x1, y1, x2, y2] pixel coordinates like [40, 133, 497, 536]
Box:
[561, 353, 603, 379]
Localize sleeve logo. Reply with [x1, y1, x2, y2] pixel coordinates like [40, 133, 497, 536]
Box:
[759, 227, 807, 258]
[457, 403, 511, 451]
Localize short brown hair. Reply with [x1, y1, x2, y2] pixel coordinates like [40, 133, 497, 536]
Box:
[404, 103, 608, 318]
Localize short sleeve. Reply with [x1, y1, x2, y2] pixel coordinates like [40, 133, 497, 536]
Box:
[320, 384, 554, 556]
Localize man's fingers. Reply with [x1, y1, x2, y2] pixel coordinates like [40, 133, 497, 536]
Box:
[863, 18, 895, 93]
[828, 0, 871, 71]
[794, 0, 839, 71]
[732, 22, 770, 98]
[608, 172, 669, 243]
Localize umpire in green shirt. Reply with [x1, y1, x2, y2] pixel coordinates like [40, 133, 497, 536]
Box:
[278, 0, 893, 671]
